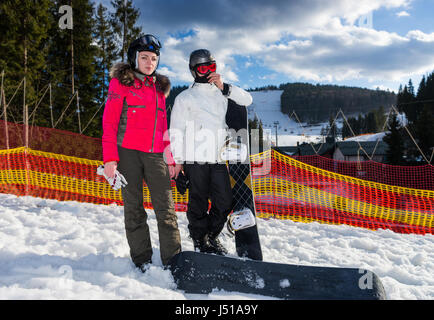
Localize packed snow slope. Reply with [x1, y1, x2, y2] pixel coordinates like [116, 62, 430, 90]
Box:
[0, 193, 433, 300]
[248, 90, 394, 146]
[248, 90, 328, 146]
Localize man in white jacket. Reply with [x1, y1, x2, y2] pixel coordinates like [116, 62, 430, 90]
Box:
[169, 49, 252, 254]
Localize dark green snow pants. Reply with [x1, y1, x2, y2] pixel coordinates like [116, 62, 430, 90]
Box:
[118, 147, 181, 266]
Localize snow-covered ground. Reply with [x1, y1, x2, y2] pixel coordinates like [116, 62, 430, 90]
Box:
[345, 132, 387, 142]
[0, 193, 433, 300]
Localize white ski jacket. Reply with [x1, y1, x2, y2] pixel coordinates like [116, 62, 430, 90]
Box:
[169, 82, 252, 164]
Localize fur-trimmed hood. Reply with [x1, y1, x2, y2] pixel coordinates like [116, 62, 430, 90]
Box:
[109, 62, 171, 98]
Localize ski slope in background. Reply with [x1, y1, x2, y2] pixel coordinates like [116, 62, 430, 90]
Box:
[0, 193, 432, 300]
[248, 90, 388, 146]
[249, 90, 328, 146]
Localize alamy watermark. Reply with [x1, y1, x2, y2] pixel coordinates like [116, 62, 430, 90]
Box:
[59, 5, 73, 30]
[358, 268, 374, 290]
[357, 12, 373, 29]
[58, 264, 74, 289]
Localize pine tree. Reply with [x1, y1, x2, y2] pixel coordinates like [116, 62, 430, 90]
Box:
[46, 0, 99, 135]
[342, 117, 358, 139]
[417, 75, 426, 100]
[383, 113, 405, 165]
[0, 0, 51, 125]
[341, 121, 351, 139]
[248, 115, 264, 154]
[413, 71, 434, 163]
[110, 0, 142, 62]
[414, 104, 434, 163]
[72, 0, 100, 136]
[425, 72, 434, 100]
[46, 0, 73, 128]
[249, 116, 259, 154]
[374, 106, 386, 132]
[407, 79, 415, 96]
[397, 80, 417, 123]
[327, 115, 337, 140]
[365, 111, 377, 133]
[94, 3, 117, 103]
[258, 119, 264, 152]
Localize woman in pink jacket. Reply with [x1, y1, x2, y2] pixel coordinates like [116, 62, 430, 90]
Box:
[102, 35, 181, 271]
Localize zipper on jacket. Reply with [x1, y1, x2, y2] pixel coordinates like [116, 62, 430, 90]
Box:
[151, 83, 159, 152]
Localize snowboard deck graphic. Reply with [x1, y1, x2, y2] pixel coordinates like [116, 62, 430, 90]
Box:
[168, 251, 387, 300]
[225, 99, 262, 261]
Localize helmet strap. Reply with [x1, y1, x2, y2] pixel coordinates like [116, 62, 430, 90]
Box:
[135, 51, 139, 71]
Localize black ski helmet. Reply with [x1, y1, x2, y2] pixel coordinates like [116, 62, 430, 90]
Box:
[127, 34, 162, 70]
[189, 49, 216, 78]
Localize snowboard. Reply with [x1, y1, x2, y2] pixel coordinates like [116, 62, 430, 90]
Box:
[168, 251, 387, 300]
[224, 99, 262, 261]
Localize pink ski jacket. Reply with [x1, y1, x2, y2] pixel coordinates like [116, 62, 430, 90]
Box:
[102, 63, 174, 165]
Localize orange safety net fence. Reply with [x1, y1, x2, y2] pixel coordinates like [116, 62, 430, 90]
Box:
[1, 120, 433, 235]
[251, 150, 433, 234]
[0, 120, 188, 211]
[0, 120, 103, 160]
[0, 147, 189, 212]
[290, 154, 434, 191]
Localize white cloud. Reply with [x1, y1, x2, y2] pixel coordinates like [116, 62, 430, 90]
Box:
[244, 61, 253, 68]
[261, 24, 434, 84]
[396, 10, 410, 17]
[406, 30, 434, 42]
[125, 0, 433, 88]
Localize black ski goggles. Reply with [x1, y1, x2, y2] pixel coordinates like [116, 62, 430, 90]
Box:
[137, 34, 162, 52]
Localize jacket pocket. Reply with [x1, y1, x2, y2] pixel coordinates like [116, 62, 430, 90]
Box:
[127, 105, 148, 129]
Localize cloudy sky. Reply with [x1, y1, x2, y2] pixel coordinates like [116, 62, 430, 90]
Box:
[99, 0, 434, 92]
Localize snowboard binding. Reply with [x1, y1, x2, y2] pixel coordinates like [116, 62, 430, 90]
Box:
[226, 208, 257, 236]
[219, 136, 248, 163]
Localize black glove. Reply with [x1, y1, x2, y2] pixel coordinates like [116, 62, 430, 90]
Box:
[174, 171, 189, 195]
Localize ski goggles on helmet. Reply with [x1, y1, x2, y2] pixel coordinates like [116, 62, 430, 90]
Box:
[195, 62, 217, 74]
[136, 34, 162, 53]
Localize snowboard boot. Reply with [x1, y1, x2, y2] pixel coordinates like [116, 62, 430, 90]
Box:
[192, 235, 214, 254]
[208, 232, 228, 256]
[135, 260, 151, 273]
